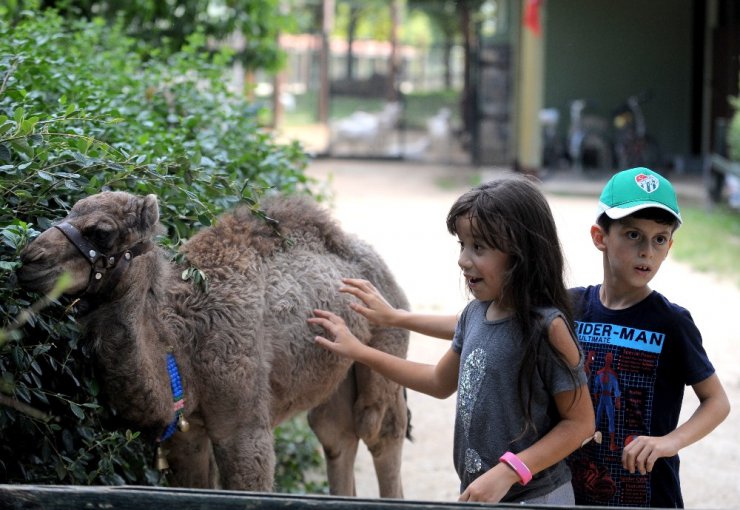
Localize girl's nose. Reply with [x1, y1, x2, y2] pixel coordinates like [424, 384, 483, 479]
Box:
[457, 251, 471, 269]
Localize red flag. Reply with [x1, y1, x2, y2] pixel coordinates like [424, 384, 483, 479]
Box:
[524, 0, 542, 36]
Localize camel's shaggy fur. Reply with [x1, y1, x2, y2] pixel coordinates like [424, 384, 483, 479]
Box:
[18, 191, 410, 496]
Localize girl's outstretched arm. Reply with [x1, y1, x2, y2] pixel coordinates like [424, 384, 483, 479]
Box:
[340, 277, 458, 339]
[460, 317, 595, 503]
[622, 373, 729, 475]
[308, 309, 459, 399]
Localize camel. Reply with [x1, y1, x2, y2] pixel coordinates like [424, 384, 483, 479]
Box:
[17, 190, 410, 496]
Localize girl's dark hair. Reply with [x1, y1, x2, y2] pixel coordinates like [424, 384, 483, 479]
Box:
[446, 174, 580, 437]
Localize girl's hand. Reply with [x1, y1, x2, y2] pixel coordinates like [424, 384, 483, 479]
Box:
[622, 434, 679, 475]
[308, 309, 365, 360]
[339, 278, 400, 327]
[458, 462, 518, 503]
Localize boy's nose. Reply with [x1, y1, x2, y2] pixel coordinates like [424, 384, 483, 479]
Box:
[638, 241, 655, 258]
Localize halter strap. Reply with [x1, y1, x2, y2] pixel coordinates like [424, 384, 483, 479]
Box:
[53, 221, 149, 298]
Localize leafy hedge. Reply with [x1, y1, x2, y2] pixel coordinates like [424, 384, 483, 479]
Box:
[0, 9, 326, 492]
[729, 96, 740, 162]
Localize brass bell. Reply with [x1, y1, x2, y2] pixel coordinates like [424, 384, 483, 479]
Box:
[177, 414, 190, 433]
[155, 446, 170, 471]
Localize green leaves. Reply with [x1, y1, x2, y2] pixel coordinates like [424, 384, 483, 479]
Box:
[0, 7, 324, 491]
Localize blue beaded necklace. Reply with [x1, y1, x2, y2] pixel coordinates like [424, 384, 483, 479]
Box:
[158, 352, 186, 441]
[155, 351, 189, 471]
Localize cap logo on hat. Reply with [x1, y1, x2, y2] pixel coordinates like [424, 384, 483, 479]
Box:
[635, 173, 659, 193]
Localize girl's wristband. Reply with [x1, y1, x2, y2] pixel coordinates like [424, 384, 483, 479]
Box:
[499, 451, 533, 485]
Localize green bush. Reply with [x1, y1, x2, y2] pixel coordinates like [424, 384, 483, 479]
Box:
[728, 96, 740, 161]
[0, 9, 326, 492]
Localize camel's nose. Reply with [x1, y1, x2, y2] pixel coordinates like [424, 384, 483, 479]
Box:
[19, 239, 45, 265]
[16, 240, 55, 292]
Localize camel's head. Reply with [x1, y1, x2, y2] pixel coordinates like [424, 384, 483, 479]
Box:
[17, 191, 162, 296]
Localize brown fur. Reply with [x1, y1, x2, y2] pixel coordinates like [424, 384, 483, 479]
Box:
[18, 191, 410, 496]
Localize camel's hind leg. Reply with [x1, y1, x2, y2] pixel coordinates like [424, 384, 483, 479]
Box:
[350, 324, 409, 498]
[308, 371, 360, 496]
[353, 362, 407, 499]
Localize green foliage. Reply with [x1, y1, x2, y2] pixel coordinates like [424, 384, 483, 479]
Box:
[3, 0, 295, 71]
[728, 97, 740, 162]
[273, 415, 329, 495]
[672, 205, 740, 288]
[0, 9, 326, 492]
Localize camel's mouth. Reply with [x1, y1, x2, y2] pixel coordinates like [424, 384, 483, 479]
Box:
[16, 262, 62, 294]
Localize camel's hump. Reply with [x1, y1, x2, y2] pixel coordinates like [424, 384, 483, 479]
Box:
[180, 194, 355, 270]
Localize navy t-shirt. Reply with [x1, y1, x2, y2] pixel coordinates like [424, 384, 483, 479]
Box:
[568, 285, 715, 508]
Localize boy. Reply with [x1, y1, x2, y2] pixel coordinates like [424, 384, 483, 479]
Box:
[567, 167, 730, 507]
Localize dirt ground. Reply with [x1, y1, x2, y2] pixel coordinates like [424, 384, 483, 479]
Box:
[305, 158, 740, 509]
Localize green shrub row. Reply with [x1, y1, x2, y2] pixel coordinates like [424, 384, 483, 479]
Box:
[0, 9, 326, 492]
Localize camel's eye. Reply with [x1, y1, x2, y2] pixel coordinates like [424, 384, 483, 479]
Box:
[85, 227, 115, 250]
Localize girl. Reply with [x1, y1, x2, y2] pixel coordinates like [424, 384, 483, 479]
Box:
[308, 175, 595, 504]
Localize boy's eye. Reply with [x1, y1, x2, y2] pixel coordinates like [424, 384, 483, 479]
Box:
[655, 235, 668, 245]
[626, 231, 640, 240]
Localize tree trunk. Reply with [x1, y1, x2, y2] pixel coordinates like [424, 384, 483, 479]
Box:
[387, 0, 401, 102]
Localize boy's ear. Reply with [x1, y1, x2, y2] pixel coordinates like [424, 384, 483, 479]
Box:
[590, 224, 607, 252]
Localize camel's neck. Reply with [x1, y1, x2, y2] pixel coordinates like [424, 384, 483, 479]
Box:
[82, 248, 188, 428]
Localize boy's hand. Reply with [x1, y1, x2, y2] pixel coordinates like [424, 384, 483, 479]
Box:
[622, 435, 680, 475]
[458, 462, 518, 503]
[308, 309, 365, 359]
[339, 277, 400, 327]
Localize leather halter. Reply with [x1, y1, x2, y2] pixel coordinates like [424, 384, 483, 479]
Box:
[54, 221, 147, 297]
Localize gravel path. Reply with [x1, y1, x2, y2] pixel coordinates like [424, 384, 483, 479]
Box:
[305, 159, 740, 508]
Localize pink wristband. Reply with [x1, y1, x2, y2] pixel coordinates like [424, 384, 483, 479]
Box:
[499, 451, 532, 485]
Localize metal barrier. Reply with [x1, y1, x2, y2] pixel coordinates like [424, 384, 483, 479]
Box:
[0, 484, 553, 509]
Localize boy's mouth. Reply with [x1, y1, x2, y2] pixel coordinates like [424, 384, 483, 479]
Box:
[635, 264, 651, 273]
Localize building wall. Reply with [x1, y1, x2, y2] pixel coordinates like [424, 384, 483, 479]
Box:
[543, 0, 694, 162]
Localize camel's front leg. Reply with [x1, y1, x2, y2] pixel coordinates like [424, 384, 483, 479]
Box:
[308, 370, 360, 496]
[210, 424, 276, 491]
[165, 416, 219, 488]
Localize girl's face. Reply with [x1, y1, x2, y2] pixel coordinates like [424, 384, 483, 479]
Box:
[455, 216, 510, 303]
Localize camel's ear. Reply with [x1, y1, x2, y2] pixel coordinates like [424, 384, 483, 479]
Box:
[139, 194, 160, 230]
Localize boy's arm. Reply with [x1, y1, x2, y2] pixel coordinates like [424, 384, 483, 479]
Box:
[340, 277, 458, 339]
[622, 373, 730, 475]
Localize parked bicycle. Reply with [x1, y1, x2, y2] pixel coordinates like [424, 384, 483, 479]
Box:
[566, 98, 612, 173]
[612, 90, 661, 170]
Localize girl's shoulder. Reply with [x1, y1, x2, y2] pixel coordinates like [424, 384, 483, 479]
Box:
[459, 299, 490, 320]
[536, 305, 567, 325]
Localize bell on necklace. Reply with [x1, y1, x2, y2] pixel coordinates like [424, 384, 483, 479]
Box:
[177, 414, 190, 433]
[155, 446, 169, 471]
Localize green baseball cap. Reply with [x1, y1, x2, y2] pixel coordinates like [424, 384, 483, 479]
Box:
[596, 167, 682, 225]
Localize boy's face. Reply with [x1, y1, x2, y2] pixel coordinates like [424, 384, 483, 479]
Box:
[591, 216, 674, 290]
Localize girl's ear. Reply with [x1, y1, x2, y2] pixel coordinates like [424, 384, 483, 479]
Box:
[590, 224, 607, 252]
